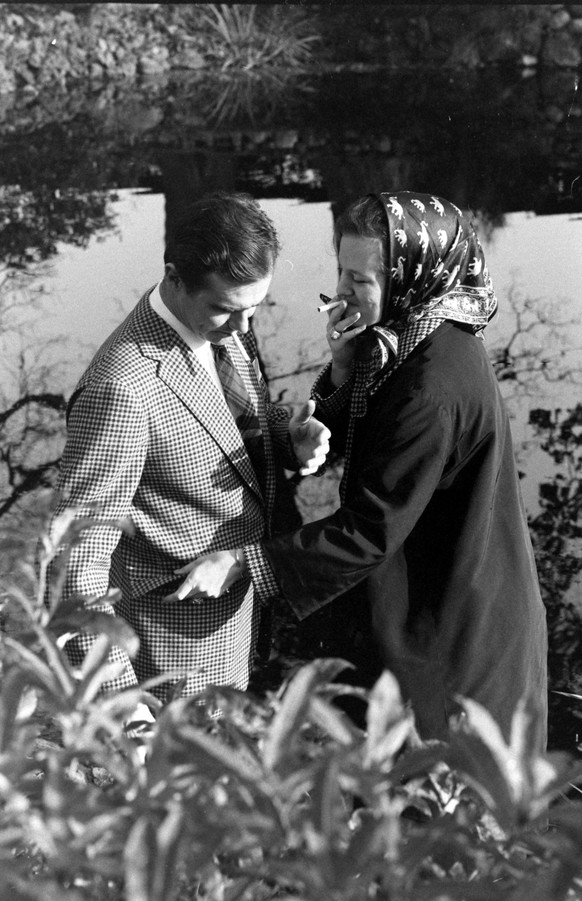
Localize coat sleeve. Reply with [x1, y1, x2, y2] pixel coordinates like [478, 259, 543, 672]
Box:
[310, 362, 354, 452]
[261, 385, 455, 619]
[46, 379, 148, 691]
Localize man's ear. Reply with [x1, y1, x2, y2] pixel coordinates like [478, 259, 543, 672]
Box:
[164, 263, 181, 286]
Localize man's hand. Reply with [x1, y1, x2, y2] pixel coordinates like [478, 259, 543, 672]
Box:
[125, 702, 156, 764]
[289, 399, 331, 475]
[164, 549, 246, 603]
[125, 702, 156, 736]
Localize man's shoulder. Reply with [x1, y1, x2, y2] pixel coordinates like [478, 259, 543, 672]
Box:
[74, 294, 161, 389]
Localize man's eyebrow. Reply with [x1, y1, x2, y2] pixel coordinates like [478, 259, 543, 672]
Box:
[214, 299, 266, 312]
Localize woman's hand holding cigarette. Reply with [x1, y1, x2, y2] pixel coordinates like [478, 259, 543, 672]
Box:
[319, 296, 366, 387]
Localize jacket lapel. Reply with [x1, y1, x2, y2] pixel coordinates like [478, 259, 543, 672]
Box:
[135, 297, 264, 499]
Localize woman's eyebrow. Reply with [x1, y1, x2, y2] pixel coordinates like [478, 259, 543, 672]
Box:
[339, 265, 366, 275]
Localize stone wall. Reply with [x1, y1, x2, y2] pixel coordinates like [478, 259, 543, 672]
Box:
[1, 3, 581, 222]
[1, 3, 582, 97]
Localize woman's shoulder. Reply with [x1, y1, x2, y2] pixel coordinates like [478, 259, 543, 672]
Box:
[404, 322, 492, 380]
[378, 322, 499, 414]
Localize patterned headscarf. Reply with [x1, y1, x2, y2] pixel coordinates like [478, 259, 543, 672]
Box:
[362, 191, 497, 389]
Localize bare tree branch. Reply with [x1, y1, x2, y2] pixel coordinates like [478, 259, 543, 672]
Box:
[0, 393, 66, 427]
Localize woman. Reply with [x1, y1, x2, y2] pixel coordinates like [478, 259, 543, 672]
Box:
[176, 191, 548, 742]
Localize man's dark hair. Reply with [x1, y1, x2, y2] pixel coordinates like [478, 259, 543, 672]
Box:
[164, 191, 281, 292]
[333, 195, 389, 271]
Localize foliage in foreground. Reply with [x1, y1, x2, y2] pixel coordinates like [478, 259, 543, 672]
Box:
[2, 517, 582, 900]
[528, 403, 582, 750]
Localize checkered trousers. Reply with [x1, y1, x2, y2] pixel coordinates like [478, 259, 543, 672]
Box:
[48, 293, 295, 700]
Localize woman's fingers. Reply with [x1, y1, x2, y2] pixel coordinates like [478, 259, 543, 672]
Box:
[339, 322, 366, 342]
[328, 312, 363, 343]
[328, 299, 348, 325]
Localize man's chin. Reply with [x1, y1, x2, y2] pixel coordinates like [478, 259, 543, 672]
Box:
[211, 332, 236, 345]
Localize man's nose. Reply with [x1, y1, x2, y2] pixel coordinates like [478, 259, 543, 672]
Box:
[230, 309, 252, 333]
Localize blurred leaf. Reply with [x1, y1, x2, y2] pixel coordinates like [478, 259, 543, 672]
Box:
[343, 808, 395, 875]
[180, 723, 264, 782]
[41, 511, 135, 563]
[309, 755, 340, 845]
[554, 690, 582, 701]
[50, 602, 139, 659]
[73, 633, 119, 705]
[162, 702, 265, 787]
[263, 658, 352, 772]
[150, 801, 184, 901]
[0, 669, 37, 751]
[0, 874, 86, 901]
[308, 695, 359, 747]
[163, 677, 188, 704]
[3, 636, 65, 698]
[446, 730, 519, 831]
[364, 670, 414, 769]
[445, 695, 582, 831]
[15, 685, 38, 722]
[223, 878, 255, 901]
[124, 816, 155, 901]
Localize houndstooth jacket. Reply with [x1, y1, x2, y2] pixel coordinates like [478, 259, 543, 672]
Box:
[49, 289, 294, 699]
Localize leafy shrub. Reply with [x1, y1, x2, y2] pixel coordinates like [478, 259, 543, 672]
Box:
[528, 405, 582, 751]
[2, 514, 582, 900]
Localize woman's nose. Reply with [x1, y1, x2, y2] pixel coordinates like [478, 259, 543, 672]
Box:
[336, 272, 353, 295]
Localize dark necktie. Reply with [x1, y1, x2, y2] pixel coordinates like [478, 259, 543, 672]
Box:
[212, 343, 266, 495]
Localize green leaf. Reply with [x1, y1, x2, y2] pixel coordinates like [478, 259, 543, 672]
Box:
[364, 670, 413, 768]
[448, 694, 570, 828]
[309, 755, 341, 845]
[150, 802, 184, 901]
[366, 670, 404, 731]
[49, 599, 139, 658]
[43, 511, 135, 561]
[388, 744, 449, 783]
[78, 631, 114, 681]
[124, 816, 155, 901]
[72, 634, 130, 706]
[223, 878, 255, 901]
[0, 874, 86, 901]
[0, 669, 38, 751]
[171, 721, 265, 785]
[446, 730, 518, 832]
[342, 809, 390, 874]
[308, 695, 358, 747]
[263, 659, 352, 772]
[3, 636, 65, 699]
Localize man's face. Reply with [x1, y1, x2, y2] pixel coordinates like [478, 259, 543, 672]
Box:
[169, 270, 273, 344]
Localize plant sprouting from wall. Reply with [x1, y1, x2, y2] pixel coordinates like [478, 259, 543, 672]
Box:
[198, 4, 321, 73]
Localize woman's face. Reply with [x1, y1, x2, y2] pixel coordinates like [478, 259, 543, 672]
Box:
[336, 234, 387, 328]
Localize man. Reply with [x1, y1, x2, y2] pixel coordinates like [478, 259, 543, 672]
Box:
[47, 191, 329, 711]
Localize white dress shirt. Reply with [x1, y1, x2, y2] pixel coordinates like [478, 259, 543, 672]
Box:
[149, 282, 222, 390]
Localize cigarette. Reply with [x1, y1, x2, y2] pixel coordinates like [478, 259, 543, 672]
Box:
[317, 297, 343, 313]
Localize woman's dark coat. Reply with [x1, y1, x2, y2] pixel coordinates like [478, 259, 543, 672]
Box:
[264, 321, 548, 741]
